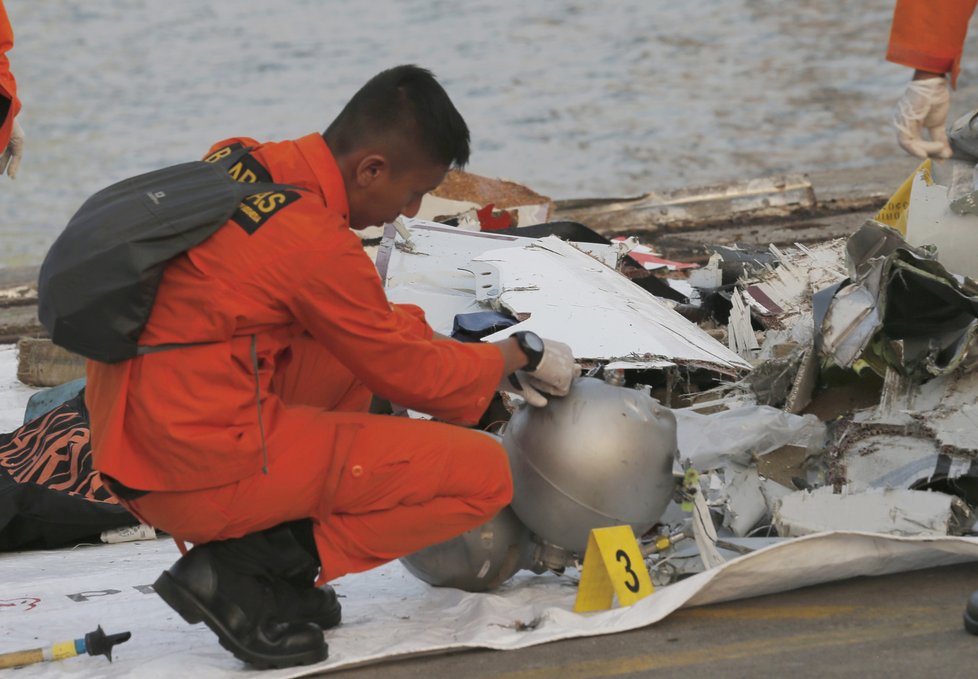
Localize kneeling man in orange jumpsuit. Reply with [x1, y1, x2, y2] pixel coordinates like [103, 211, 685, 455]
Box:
[85, 65, 578, 668]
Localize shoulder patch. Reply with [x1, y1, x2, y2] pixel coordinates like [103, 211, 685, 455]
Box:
[203, 142, 246, 164]
[231, 189, 303, 235]
[204, 142, 302, 235]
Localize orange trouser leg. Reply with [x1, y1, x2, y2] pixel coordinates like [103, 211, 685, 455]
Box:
[124, 335, 509, 581]
[271, 332, 371, 412]
[312, 419, 512, 583]
[126, 410, 512, 583]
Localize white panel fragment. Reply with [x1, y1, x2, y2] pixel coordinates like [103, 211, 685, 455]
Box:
[773, 487, 974, 537]
[477, 236, 751, 373]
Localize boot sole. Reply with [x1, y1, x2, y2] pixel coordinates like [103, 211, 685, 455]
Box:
[154, 571, 328, 669]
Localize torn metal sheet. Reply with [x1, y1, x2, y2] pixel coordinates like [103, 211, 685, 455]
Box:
[727, 290, 759, 359]
[474, 237, 751, 373]
[905, 162, 978, 279]
[686, 253, 722, 289]
[773, 487, 974, 537]
[712, 239, 844, 410]
[818, 221, 978, 378]
[719, 464, 769, 537]
[689, 484, 726, 569]
[744, 240, 848, 327]
[618, 241, 699, 271]
[381, 222, 750, 374]
[711, 244, 778, 283]
[834, 433, 952, 491]
[673, 405, 825, 471]
[825, 370, 978, 496]
[379, 222, 546, 333]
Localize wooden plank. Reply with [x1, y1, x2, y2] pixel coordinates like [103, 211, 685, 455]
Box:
[16, 337, 86, 387]
[553, 174, 817, 235]
[0, 304, 44, 344]
[0, 266, 44, 342]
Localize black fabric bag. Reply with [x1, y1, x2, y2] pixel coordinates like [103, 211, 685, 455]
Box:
[0, 390, 136, 550]
[37, 147, 302, 363]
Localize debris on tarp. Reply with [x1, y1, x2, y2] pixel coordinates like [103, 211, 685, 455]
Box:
[380, 219, 751, 378]
[817, 221, 978, 379]
[7, 161, 978, 649]
[612, 238, 699, 272]
[773, 487, 974, 537]
[635, 212, 978, 580]
[904, 157, 978, 279]
[551, 173, 816, 235]
[416, 169, 555, 228]
[375, 203, 978, 574]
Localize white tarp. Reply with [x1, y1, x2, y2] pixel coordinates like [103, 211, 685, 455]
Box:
[3, 532, 978, 678]
[3, 331, 978, 674]
[0, 345, 40, 431]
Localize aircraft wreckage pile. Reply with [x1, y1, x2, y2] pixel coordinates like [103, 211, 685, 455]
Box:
[378, 163, 978, 591]
[3, 162, 977, 592]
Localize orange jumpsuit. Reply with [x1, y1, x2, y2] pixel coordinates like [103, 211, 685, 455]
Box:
[0, 0, 20, 151]
[887, 0, 978, 88]
[86, 133, 512, 583]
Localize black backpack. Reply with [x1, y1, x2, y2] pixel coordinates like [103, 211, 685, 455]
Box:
[38, 147, 303, 363]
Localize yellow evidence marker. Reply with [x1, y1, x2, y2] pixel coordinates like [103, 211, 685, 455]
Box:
[874, 158, 931, 236]
[573, 525, 654, 613]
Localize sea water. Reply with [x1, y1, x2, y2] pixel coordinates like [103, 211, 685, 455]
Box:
[2, 0, 977, 267]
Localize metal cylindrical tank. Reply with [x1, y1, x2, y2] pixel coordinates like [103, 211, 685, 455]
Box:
[399, 506, 535, 592]
[503, 377, 678, 555]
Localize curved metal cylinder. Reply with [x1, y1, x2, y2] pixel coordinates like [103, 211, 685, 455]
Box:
[503, 376, 678, 554]
[399, 506, 534, 592]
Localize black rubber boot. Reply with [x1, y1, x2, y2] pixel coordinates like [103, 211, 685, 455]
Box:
[258, 521, 343, 630]
[153, 541, 327, 669]
[964, 590, 978, 635]
[269, 580, 342, 630]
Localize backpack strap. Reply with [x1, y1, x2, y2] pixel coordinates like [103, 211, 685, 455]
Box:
[135, 341, 217, 356]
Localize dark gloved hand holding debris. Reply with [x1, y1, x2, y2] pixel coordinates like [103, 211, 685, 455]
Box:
[501, 334, 579, 407]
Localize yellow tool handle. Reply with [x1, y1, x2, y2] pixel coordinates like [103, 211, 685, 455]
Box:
[0, 647, 44, 669]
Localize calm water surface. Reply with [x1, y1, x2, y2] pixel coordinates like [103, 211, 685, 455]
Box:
[2, 0, 978, 266]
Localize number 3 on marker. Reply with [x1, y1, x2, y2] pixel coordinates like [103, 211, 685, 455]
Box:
[573, 525, 654, 612]
[615, 548, 641, 593]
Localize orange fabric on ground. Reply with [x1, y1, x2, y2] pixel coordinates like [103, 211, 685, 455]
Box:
[86, 132, 511, 581]
[0, 0, 21, 151]
[887, 0, 978, 88]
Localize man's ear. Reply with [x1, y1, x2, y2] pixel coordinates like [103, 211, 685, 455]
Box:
[355, 154, 389, 188]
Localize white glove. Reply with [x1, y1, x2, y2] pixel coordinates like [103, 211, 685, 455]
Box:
[0, 118, 24, 179]
[502, 338, 579, 407]
[893, 78, 952, 159]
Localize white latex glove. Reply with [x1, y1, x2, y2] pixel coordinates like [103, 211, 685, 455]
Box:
[893, 78, 952, 159]
[0, 117, 24, 179]
[501, 338, 579, 407]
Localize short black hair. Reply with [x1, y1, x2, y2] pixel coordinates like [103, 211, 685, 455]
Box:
[324, 65, 470, 169]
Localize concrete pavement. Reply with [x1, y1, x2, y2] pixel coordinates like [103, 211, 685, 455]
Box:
[324, 561, 977, 678]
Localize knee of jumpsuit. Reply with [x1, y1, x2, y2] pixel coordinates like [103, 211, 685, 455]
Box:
[312, 428, 514, 583]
